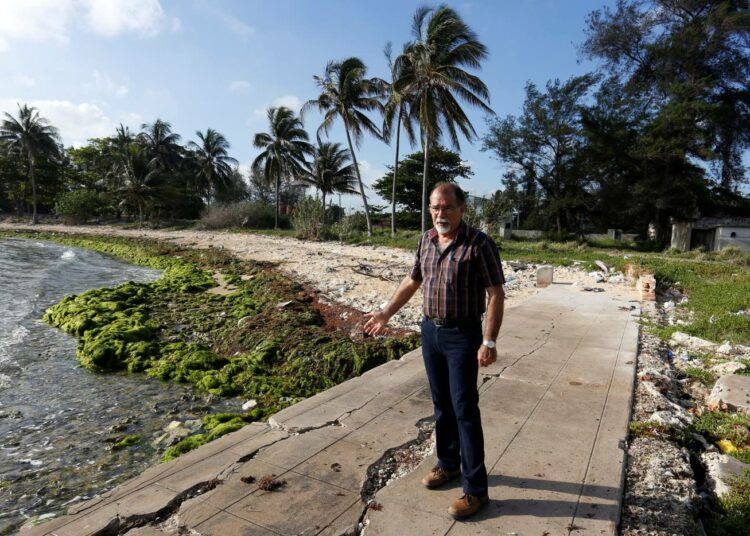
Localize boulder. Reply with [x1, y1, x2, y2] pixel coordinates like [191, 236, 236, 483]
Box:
[536, 266, 554, 288]
[242, 399, 258, 411]
[710, 361, 747, 376]
[669, 331, 718, 354]
[706, 374, 750, 413]
[702, 452, 750, 497]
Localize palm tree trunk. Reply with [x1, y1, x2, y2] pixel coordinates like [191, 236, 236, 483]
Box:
[321, 192, 327, 223]
[138, 201, 143, 229]
[28, 155, 38, 224]
[421, 135, 431, 233]
[274, 173, 280, 229]
[391, 110, 402, 238]
[343, 120, 373, 237]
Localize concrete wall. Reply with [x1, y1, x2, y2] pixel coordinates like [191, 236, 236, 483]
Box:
[715, 226, 750, 252]
[512, 230, 543, 239]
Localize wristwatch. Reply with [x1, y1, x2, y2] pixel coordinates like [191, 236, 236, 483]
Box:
[482, 340, 496, 349]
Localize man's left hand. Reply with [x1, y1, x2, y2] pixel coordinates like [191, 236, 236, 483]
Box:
[477, 345, 496, 367]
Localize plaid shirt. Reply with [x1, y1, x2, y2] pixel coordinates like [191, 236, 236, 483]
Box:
[410, 221, 505, 319]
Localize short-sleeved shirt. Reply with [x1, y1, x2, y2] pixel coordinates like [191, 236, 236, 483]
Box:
[410, 221, 505, 319]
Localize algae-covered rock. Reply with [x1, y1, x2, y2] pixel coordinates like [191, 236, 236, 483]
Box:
[112, 435, 140, 450]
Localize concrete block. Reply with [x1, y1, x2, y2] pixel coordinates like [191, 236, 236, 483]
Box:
[636, 273, 656, 301]
[707, 374, 750, 413]
[536, 265, 554, 287]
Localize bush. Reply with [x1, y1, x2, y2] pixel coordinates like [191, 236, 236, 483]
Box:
[199, 202, 285, 230]
[53, 190, 103, 224]
[291, 197, 325, 239]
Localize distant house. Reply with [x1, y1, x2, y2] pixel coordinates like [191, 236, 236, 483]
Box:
[671, 217, 750, 252]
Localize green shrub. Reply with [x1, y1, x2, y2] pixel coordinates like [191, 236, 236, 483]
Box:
[53, 190, 103, 224]
[291, 197, 325, 240]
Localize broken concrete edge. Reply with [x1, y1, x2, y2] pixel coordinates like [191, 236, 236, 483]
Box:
[20, 348, 430, 536]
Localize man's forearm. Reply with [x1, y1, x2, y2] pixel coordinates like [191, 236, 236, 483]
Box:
[484, 288, 504, 341]
[382, 275, 421, 319]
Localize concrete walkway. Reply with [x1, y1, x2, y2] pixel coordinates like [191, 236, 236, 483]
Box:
[22, 284, 639, 536]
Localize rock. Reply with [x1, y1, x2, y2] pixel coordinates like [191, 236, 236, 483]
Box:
[710, 361, 747, 376]
[648, 410, 691, 427]
[716, 341, 735, 356]
[706, 374, 750, 413]
[237, 315, 253, 328]
[669, 331, 718, 354]
[184, 419, 202, 431]
[702, 452, 750, 497]
[663, 300, 676, 311]
[636, 273, 656, 301]
[165, 420, 183, 432]
[595, 260, 610, 273]
[242, 399, 258, 411]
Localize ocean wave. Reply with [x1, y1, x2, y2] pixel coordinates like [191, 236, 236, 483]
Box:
[60, 250, 76, 260]
[0, 325, 30, 364]
[0, 373, 11, 389]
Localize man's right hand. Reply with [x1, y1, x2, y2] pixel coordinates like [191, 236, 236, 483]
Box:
[363, 310, 389, 336]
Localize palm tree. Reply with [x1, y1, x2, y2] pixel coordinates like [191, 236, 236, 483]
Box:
[0, 104, 61, 223]
[299, 142, 359, 215]
[188, 128, 238, 206]
[383, 42, 417, 237]
[138, 119, 182, 172]
[117, 143, 160, 227]
[396, 5, 493, 231]
[302, 57, 384, 237]
[252, 107, 312, 229]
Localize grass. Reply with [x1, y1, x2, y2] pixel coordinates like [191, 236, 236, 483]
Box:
[690, 411, 750, 464]
[683, 366, 716, 386]
[704, 469, 750, 536]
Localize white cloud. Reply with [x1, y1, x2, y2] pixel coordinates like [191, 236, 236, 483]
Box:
[0, 98, 117, 148]
[358, 160, 385, 187]
[85, 0, 165, 37]
[228, 80, 251, 92]
[0, 0, 167, 52]
[252, 95, 304, 119]
[0, 0, 75, 48]
[92, 70, 129, 97]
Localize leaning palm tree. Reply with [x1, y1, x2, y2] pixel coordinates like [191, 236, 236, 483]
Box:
[188, 128, 238, 206]
[0, 104, 61, 223]
[138, 119, 182, 172]
[302, 57, 384, 237]
[252, 107, 313, 229]
[299, 142, 359, 215]
[383, 42, 417, 237]
[397, 5, 493, 231]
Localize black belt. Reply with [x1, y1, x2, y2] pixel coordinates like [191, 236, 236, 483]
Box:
[425, 316, 481, 328]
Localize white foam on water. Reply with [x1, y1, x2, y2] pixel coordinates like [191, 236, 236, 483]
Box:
[0, 325, 29, 364]
[60, 250, 76, 260]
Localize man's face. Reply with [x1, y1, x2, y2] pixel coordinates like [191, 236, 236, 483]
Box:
[429, 188, 465, 236]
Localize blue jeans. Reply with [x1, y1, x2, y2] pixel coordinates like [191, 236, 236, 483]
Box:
[421, 317, 487, 496]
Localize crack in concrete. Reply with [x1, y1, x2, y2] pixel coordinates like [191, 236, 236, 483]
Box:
[94, 479, 223, 536]
[356, 417, 436, 535]
[267, 390, 384, 434]
[480, 314, 562, 380]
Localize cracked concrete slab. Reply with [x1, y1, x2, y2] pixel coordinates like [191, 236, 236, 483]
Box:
[22, 284, 638, 536]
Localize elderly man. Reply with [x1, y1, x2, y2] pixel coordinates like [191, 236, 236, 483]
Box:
[364, 182, 505, 519]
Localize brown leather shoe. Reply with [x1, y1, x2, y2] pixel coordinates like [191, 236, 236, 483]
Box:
[421, 465, 461, 488]
[448, 493, 489, 518]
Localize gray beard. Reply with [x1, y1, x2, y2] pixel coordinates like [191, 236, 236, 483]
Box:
[435, 223, 452, 234]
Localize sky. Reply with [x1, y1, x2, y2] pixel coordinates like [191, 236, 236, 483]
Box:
[0, 0, 617, 210]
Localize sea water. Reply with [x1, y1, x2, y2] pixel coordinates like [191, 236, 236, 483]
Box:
[0, 238, 234, 533]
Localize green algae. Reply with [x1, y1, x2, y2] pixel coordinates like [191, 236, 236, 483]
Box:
[5, 231, 419, 460]
[112, 435, 140, 450]
[162, 412, 256, 462]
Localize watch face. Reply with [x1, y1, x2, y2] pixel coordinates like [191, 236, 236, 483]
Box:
[484, 340, 495, 349]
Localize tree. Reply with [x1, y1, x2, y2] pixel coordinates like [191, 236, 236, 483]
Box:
[117, 143, 161, 227]
[299, 142, 359, 215]
[372, 145, 473, 213]
[482, 75, 599, 235]
[581, 0, 750, 189]
[0, 104, 61, 223]
[302, 57, 384, 236]
[382, 42, 417, 236]
[138, 119, 182, 172]
[252, 107, 313, 229]
[188, 128, 238, 206]
[213, 167, 250, 205]
[396, 5, 492, 231]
